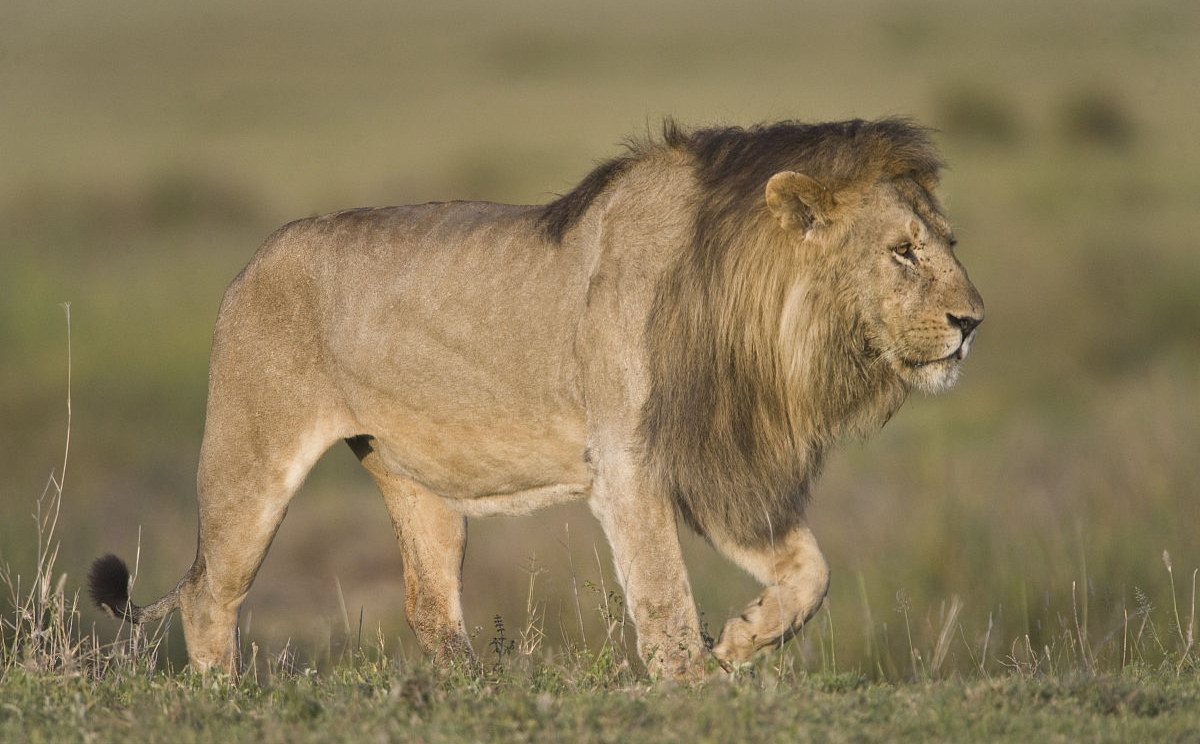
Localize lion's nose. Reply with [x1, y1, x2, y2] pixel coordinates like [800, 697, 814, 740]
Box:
[947, 313, 982, 338]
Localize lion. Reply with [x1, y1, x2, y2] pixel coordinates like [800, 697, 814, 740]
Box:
[90, 118, 983, 681]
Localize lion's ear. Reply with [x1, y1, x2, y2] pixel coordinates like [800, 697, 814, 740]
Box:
[765, 171, 835, 235]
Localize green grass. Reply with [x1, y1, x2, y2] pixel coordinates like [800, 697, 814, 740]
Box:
[5, 666, 1200, 743]
[3, 0, 1200, 739]
[3, 482, 1200, 743]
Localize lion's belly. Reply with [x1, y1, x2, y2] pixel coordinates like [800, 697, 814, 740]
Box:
[444, 484, 592, 517]
[364, 409, 593, 515]
[330, 313, 593, 510]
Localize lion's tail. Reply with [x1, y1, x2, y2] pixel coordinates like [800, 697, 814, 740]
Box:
[87, 554, 180, 625]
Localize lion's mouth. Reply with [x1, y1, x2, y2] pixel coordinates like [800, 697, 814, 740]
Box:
[908, 328, 977, 369]
[955, 327, 978, 360]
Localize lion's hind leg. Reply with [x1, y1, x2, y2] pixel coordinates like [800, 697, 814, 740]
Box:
[348, 436, 475, 667]
[710, 521, 831, 666]
[184, 424, 340, 674]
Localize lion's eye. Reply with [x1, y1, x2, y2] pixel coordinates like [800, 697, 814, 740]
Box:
[891, 242, 915, 261]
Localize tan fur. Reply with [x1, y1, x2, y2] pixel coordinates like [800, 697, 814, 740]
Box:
[90, 119, 982, 681]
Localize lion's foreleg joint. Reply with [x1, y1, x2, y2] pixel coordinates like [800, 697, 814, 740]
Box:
[709, 525, 830, 666]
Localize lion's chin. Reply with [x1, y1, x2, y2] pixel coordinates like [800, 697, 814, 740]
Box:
[902, 356, 962, 393]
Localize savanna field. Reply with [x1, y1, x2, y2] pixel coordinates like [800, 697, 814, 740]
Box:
[3, 0, 1200, 740]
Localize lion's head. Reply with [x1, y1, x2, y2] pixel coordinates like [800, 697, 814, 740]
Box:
[765, 165, 983, 395]
[627, 119, 984, 547]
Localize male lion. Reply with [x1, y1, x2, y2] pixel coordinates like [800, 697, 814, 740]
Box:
[90, 119, 983, 680]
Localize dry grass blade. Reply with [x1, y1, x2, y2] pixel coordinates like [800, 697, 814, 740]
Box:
[929, 595, 962, 678]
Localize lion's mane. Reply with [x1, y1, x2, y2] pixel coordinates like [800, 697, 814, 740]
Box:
[541, 120, 945, 547]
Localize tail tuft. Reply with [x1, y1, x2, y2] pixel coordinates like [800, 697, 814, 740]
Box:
[88, 554, 132, 618]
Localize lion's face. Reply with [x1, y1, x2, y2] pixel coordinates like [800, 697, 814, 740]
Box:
[851, 183, 984, 393]
[766, 170, 984, 394]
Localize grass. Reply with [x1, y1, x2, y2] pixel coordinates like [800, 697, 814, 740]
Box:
[3, 0, 1200, 739]
[4, 667, 1199, 743]
[4, 479, 1200, 742]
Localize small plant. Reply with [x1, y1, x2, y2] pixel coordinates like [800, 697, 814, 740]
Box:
[1161, 551, 1196, 674]
[1, 305, 168, 684]
[1, 304, 84, 679]
[0, 484, 85, 678]
[518, 554, 547, 657]
[489, 614, 515, 665]
[895, 589, 923, 680]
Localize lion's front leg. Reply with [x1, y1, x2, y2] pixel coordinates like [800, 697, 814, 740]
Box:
[710, 521, 830, 665]
[589, 462, 704, 683]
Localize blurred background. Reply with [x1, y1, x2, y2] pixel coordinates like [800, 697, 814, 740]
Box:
[2, 0, 1198, 676]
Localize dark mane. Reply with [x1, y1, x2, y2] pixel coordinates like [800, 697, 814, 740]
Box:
[539, 118, 943, 244]
[537, 154, 636, 243]
[638, 119, 940, 547]
[542, 119, 945, 547]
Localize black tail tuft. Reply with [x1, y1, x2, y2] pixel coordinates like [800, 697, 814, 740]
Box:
[88, 554, 132, 618]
